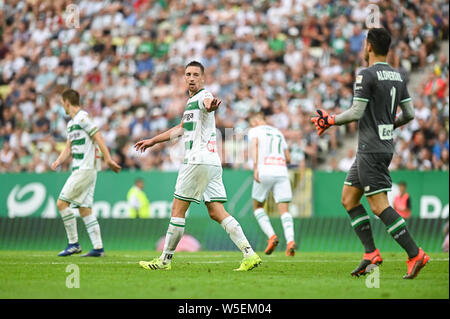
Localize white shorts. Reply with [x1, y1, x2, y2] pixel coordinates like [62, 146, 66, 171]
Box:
[252, 175, 292, 203]
[174, 164, 227, 204]
[59, 169, 97, 208]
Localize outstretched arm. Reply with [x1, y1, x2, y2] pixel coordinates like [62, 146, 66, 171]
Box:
[311, 99, 368, 136]
[134, 122, 184, 152]
[334, 100, 368, 125]
[203, 97, 222, 112]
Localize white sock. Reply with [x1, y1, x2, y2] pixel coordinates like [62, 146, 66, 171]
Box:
[83, 214, 103, 249]
[221, 216, 255, 258]
[161, 217, 185, 264]
[253, 208, 275, 239]
[281, 212, 295, 243]
[60, 207, 78, 244]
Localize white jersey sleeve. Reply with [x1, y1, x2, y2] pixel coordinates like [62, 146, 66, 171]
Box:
[78, 111, 99, 137]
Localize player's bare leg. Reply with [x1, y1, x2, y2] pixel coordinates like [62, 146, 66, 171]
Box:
[140, 198, 190, 270]
[207, 202, 261, 271]
[253, 200, 278, 255]
[56, 199, 81, 256]
[277, 202, 296, 256]
[79, 207, 104, 257]
[366, 192, 429, 279]
[342, 185, 381, 276]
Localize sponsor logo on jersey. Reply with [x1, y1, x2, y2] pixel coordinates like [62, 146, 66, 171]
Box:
[207, 140, 216, 153]
[183, 112, 194, 121]
[263, 156, 286, 166]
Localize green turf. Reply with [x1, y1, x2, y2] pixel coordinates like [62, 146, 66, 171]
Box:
[0, 251, 448, 299]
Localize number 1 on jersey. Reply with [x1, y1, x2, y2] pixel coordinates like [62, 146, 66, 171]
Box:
[390, 86, 396, 115]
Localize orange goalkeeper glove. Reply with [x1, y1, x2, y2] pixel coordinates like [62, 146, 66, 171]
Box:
[311, 109, 335, 136]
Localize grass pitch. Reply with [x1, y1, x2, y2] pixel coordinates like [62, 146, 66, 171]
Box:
[0, 251, 448, 299]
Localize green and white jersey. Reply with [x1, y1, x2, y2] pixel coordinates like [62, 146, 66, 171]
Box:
[248, 125, 288, 177]
[67, 110, 101, 171]
[182, 88, 221, 166]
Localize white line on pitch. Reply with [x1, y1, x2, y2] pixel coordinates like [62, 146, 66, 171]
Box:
[0, 258, 447, 265]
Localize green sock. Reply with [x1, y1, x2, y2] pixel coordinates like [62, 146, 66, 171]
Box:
[379, 206, 419, 258]
[347, 205, 376, 253]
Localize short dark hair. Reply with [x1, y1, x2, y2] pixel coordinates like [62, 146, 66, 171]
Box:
[398, 181, 407, 187]
[366, 28, 391, 56]
[248, 111, 266, 122]
[185, 61, 204, 74]
[61, 88, 80, 106]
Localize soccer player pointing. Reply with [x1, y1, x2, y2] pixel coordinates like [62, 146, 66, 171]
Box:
[135, 61, 261, 271]
[312, 28, 429, 279]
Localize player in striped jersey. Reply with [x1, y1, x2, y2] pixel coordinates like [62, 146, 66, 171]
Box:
[248, 112, 296, 256]
[51, 89, 121, 257]
[135, 61, 261, 271]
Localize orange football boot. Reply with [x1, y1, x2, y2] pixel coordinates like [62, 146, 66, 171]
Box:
[285, 241, 296, 256]
[403, 248, 430, 279]
[351, 248, 383, 277]
[264, 235, 279, 255]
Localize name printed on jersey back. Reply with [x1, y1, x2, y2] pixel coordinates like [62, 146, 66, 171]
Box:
[376, 70, 403, 82]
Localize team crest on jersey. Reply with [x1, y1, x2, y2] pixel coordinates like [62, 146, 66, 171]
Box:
[207, 140, 216, 152]
[356, 75, 363, 84]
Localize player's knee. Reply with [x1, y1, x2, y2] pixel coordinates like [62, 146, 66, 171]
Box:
[206, 203, 229, 223]
[340, 195, 350, 210]
[207, 208, 222, 223]
[253, 200, 264, 210]
[368, 202, 387, 216]
[208, 211, 220, 222]
[341, 195, 357, 211]
[56, 199, 69, 211]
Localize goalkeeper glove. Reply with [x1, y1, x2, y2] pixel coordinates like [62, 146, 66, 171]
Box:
[311, 109, 335, 136]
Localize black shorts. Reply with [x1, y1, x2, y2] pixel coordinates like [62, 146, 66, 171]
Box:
[344, 152, 393, 196]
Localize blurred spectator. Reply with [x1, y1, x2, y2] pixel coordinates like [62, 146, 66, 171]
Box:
[338, 148, 355, 172]
[0, 0, 448, 173]
[424, 70, 447, 100]
[393, 181, 412, 219]
[0, 140, 14, 170]
[127, 178, 151, 218]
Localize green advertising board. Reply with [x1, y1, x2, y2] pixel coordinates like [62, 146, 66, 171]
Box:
[0, 169, 254, 219]
[313, 171, 449, 219]
[1, 170, 448, 219]
[0, 170, 448, 252]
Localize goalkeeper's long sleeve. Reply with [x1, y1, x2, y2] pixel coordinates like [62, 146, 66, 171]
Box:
[394, 100, 415, 128]
[334, 99, 368, 125]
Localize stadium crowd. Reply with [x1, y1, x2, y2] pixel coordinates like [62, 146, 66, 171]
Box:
[0, 0, 448, 174]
